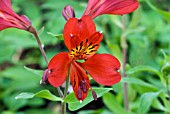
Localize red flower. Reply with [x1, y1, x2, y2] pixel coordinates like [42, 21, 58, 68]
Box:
[0, 0, 34, 33]
[83, 0, 139, 18]
[47, 15, 121, 101]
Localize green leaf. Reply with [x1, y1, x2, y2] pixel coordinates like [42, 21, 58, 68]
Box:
[64, 88, 112, 111]
[126, 65, 165, 86]
[160, 93, 170, 113]
[138, 91, 162, 114]
[145, 0, 170, 23]
[121, 77, 158, 91]
[47, 32, 64, 40]
[15, 90, 63, 102]
[24, 66, 44, 77]
[103, 92, 132, 114]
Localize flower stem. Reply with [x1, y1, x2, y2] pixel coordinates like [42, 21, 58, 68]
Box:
[33, 32, 48, 65]
[30, 27, 63, 98]
[62, 75, 70, 114]
[121, 15, 129, 111]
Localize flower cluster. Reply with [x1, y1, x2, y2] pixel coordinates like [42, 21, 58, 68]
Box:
[45, 0, 139, 101]
[0, 0, 139, 101]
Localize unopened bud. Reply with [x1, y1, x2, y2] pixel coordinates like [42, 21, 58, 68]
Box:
[92, 90, 97, 101]
[21, 15, 32, 25]
[62, 5, 75, 21]
[41, 69, 50, 84]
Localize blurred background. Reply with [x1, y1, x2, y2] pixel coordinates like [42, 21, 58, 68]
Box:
[0, 0, 170, 114]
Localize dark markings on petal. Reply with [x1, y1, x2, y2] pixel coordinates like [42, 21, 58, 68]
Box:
[73, 75, 76, 87]
[92, 44, 99, 48]
[78, 19, 81, 23]
[89, 50, 97, 53]
[85, 39, 88, 43]
[76, 46, 78, 50]
[88, 42, 93, 47]
[79, 41, 83, 51]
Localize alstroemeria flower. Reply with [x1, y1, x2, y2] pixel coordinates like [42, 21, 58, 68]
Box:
[47, 15, 121, 101]
[0, 0, 34, 33]
[83, 0, 139, 18]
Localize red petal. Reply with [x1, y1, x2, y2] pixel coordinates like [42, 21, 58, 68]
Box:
[48, 52, 71, 87]
[63, 15, 96, 50]
[79, 54, 121, 86]
[0, 18, 13, 30]
[70, 61, 90, 101]
[83, 0, 139, 18]
[0, 0, 31, 30]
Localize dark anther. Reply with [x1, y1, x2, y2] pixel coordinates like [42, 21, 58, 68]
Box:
[82, 83, 87, 93]
[85, 39, 88, 43]
[71, 49, 75, 52]
[92, 90, 97, 101]
[78, 87, 82, 99]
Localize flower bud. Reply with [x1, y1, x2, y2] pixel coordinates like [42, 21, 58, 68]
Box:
[62, 5, 75, 21]
[41, 69, 50, 84]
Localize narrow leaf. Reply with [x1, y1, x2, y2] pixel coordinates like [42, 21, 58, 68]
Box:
[24, 66, 44, 77]
[126, 65, 165, 86]
[121, 77, 158, 91]
[47, 32, 64, 40]
[103, 92, 132, 114]
[64, 88, 112, 111]
[15, 90, 63, 102]
[138, 91, 162, 114]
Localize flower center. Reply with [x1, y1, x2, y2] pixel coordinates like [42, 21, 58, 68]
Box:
[69, 39, 98, 60]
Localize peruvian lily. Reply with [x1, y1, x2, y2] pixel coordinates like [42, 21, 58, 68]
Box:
[83, 0, 139, 19]
[47, 15, 121, 101]
[0, 0, 35, 33]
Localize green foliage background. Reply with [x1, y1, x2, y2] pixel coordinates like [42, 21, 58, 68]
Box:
[0, 0, 170, 114]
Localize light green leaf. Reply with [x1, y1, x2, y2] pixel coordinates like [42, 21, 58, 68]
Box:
[64, 88, 112, 111]
[121, 77, 158, 91]
[24, 66, 44, 77]
[47, 32, 63, 40]
[103, 92, 132, 114]
[126, 65, 165, 86]
[15, 90, 63, 102]
[138, 91, 162, 114]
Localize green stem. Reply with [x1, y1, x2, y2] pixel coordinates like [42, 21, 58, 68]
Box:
[62, 75, 70, 114]
[121, 15, 129, 111]
[31, 27, 63, 98]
